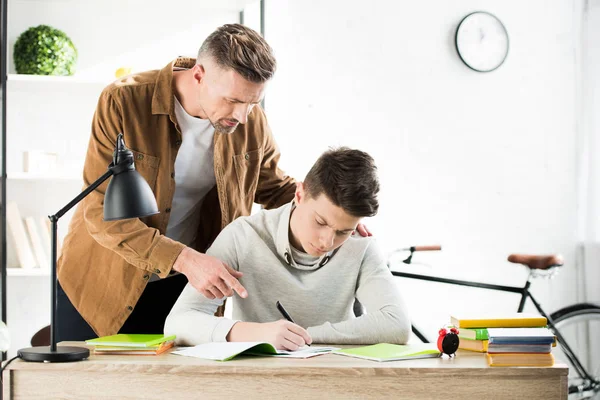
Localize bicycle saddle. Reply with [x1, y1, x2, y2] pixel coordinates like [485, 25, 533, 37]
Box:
[507, 254, 564, 270]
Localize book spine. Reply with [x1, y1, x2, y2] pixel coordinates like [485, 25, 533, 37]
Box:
[458, 319, 547, 328]
[459, 328, 488, 340]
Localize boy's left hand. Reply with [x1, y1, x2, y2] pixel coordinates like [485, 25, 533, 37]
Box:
[356, 223, 372, 237]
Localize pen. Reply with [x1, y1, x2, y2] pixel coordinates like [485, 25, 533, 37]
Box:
[276, 300, 310, 346]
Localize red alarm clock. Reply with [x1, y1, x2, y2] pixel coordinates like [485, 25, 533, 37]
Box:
[437, 327, 459, 357]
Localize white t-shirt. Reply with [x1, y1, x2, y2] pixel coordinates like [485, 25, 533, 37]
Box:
[165, 96, 216, 246]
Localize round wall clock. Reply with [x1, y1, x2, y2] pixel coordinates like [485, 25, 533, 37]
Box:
[455, 11, 509, 72]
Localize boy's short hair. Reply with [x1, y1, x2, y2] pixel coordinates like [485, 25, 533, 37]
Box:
[197, 24, 276, 83]
[303, 147, 380, 217]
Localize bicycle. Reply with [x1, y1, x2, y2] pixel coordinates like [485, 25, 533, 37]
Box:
[387, 245, 600, 399]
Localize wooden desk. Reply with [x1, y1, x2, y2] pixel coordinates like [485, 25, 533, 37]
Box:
[3, 344, 567, 399]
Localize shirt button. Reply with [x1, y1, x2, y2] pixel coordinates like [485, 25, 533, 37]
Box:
[127, 306, 133, 311]
[154, 269, 161, 274]
[143, 274, 149, 280]
[136, 154, 144, 160]
[165, 208, 171, 213]
[175, 139, 182, 146]
[245, 153, 250, 160]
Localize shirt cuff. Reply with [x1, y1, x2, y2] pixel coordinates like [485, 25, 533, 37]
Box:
[212, 319, 239, 342]
[307, 325, 325, 343]
[149, 236, 186, 278]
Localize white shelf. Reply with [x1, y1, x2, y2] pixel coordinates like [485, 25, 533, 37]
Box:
[10, 0, 258, 11]
[7, 74, 110, 85]
[8, 172, 82, 181]
[6, 268, 50, 277]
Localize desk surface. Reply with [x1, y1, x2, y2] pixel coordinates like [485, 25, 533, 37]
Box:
[3, 343, 568, 399]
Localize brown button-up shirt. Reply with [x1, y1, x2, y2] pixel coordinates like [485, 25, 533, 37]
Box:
[57, 58, 296, 336]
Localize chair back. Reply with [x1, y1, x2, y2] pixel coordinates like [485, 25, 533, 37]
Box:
[31, 325, 51, 347]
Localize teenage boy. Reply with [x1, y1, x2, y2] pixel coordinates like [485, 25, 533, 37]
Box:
[165, 148, 410, 349]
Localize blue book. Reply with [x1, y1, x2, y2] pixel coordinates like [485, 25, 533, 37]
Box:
[487, 328, 555, 345]
[488, 343, 552, 353]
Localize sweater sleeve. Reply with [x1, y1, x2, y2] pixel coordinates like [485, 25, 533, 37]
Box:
[164, 221, 245, 345]
[307, 239, 411, 345]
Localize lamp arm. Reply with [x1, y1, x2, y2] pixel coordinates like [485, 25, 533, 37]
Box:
[51, 169, 114, 221]
[48, 168, 113, 352]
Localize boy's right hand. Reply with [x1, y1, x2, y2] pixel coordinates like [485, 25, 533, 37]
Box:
[227, 320, 313, 351]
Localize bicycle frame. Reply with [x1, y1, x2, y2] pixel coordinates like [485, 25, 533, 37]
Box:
[391, 269, 597, 386]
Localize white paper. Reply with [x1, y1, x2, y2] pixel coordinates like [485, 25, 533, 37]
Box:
[249, 346, 340, 359]
[172, 342, 338, 361]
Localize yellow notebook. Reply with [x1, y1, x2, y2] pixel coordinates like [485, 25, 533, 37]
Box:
[86, 334, 175, 348]
[93, 340, 175, 355]
[458, 339, 488, 353]
[450, 313, 547, 329]
[487, 352, 554, 367]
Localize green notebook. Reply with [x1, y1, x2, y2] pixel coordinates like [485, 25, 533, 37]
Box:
[86, 334, 176, 348]
[334, 343, 441, 362]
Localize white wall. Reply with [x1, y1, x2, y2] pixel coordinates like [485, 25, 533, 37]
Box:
[4, 0, 586, 353]
[265, 0, 581, 339]
[578, 0, 600, 305]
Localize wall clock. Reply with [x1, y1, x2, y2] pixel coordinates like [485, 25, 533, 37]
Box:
[455, 11, 509, 72]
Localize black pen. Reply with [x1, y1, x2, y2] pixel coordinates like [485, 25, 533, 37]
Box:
[276, 300, 310, 346]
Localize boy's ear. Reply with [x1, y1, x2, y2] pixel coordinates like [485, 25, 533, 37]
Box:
[295, 182, 305, 204]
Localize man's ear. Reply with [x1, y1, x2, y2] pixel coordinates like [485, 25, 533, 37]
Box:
[295, 182, 305, 204]
[192, 64, 205, 84]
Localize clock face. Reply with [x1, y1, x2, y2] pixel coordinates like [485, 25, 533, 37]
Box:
[455, 12, 509, 72]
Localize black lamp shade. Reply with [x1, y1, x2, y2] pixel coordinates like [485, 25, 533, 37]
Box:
[104, 169, 160, 221]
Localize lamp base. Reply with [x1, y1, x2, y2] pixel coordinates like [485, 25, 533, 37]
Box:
[18, 346, 90, 362]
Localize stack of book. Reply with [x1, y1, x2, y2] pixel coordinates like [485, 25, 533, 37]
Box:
[86, 334, 175, 355]
[486, 327, 555, 367]
[451, 314, 555, 366]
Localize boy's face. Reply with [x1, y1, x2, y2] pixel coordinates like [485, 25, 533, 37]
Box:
[290, 183, 362, 257]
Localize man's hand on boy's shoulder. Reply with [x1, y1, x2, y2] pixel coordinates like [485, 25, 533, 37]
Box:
[172, 247, 248, 300]
[356, 223, 372, 237]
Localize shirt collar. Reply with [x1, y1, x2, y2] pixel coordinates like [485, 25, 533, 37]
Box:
[152, 57, 196, 116]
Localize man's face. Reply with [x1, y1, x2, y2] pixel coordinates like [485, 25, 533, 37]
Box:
[290, 183, 362, 257]
[192, 59, 265, 134]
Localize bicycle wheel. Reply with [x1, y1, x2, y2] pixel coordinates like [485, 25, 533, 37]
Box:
[550, 303, 600, 399]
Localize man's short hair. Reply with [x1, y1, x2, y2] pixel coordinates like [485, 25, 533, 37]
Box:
[197, 24, 276, 83]
[304, 147, 380, 218]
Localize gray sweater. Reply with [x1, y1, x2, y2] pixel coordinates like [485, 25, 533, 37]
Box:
[164, 202, 410, 345]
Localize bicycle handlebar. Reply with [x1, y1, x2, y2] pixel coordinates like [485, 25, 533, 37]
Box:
[397, 245, 442, 264]
[410, 245, 442, 252]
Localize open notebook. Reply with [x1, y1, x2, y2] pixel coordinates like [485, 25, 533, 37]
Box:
[172, 342, 339, 361]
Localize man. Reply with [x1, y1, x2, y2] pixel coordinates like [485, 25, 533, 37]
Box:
[165, 148, 410, 349]
[57, 24, 369, 341]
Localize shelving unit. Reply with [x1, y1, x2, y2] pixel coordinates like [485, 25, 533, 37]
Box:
[0, 0, 263, 359]
[7, 73, 110, 84]
[7, 268, 49, 277]
[1, 0, 8, 361]
[8, 172, 82, 181]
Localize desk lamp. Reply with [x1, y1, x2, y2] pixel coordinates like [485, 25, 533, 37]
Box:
[17, 133, 159, 362]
